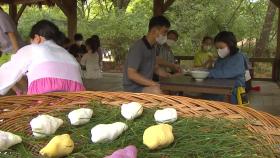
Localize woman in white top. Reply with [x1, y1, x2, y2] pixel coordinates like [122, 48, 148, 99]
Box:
[0, 20, 85, 95]
[81, 37, 102, 79]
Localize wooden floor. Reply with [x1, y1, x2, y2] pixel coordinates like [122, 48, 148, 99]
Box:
[249, 81, 280, 116]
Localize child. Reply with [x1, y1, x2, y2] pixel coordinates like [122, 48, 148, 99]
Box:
[69, 44, 87, 63]
[81, 37, 103, 79]
[68, 33, 85, 53]
[208, 31, 247, 104]
[0, 20, 85, 95]
[194, 36, 214, 68]
[91, 35, 103, 68]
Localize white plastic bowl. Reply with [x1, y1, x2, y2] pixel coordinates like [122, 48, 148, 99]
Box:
[190, 70, 209, 82]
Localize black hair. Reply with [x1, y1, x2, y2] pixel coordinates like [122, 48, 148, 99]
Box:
[74, 33, 83, 41]
[55, 31, 67, 47]
[214, 31, 239, 55]
[202, 36, 213, 43]
[64, 37, 70, 43]
[85, 37, 98, 53]
[61, 36, 71, 49]
[29, 20, 60, 41]
[91, 35, 101, 48]
[148, 16, 171, 31]
[68, 44, 87, 57]
[167, 30, 179, 38]
[79, 45, 87, 54]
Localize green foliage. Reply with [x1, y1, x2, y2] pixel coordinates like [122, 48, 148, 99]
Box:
[1, 101, 275, 158]
[14, 0, 278, 61]
[17, 6, 67, 40]
[165, 0, 277, 56]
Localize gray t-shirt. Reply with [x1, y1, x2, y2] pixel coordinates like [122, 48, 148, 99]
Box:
[0, 10, 24, 53]
[156, 44, 175, 72]
[123, 36, 156, 92]
[156, 44, 175, 64]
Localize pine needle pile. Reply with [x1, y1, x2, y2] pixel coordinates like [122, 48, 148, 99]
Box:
[0, 101, 276, 158]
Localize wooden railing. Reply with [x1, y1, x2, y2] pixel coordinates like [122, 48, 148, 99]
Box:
[175, 56, 279, 81]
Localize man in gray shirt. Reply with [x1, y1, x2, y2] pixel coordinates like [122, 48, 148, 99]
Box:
[123, 16, 172, 94]
[0, 7, 24, 65]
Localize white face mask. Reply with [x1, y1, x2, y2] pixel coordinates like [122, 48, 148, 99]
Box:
[217, 47, 230, 58]
[166, 39, 176, 46]
[203, 45, 212, 51]
[156, 34, 167, 45]
[76, 41, 83, 46]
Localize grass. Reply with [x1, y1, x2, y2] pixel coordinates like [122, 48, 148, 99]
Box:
[0, 101, 276, 158]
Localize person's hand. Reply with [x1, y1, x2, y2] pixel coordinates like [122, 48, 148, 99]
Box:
[172, 72, 183, 77]
[166, 73, 173, 78]
[12, 86, 24, 96]
[204, 59, 214, 69]
[172, 64, 182, 73]
[151, 82, 160, 87]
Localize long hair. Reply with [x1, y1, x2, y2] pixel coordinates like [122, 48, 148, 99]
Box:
[85, 37, 98, 53]
[214, 31, 239, 55]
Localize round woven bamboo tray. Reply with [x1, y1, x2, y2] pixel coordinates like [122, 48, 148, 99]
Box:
[0, 91, 280, 155]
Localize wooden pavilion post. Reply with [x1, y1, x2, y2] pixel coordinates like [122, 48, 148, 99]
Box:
[67, 0, 77, 40]
[271, 0, 280, 8]
[270, 0, 280, 81]
[52, 0, 77, 40]
[8, 3, 27, 26]
[15, 4, 27, 23]
[274, 9, 280, 82]
[8, 3, 17, 23]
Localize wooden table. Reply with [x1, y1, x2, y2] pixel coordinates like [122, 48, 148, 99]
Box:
[160, 75, 235, 102]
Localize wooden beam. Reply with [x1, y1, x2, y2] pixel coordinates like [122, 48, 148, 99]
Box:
[11, 0, 46, 4]
[8, 3, 28, 26]
[270, 0, 280, 8]
[0, 0, 10, 3]
[15, 4, 27, 23]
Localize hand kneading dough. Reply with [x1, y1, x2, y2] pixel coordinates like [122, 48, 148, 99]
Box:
[40, 134, 74, 158]
[68, 108, 93, 125]
[91, 122, 128, 143]
[121, 102, 143, 120]
[30, 115, 63, 138]
[154, 108, 177, 123]
[143, 124, 174, 150]
[0, 131, 22, 151]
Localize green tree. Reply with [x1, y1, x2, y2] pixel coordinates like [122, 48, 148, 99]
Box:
[16, 0, 277, 61]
